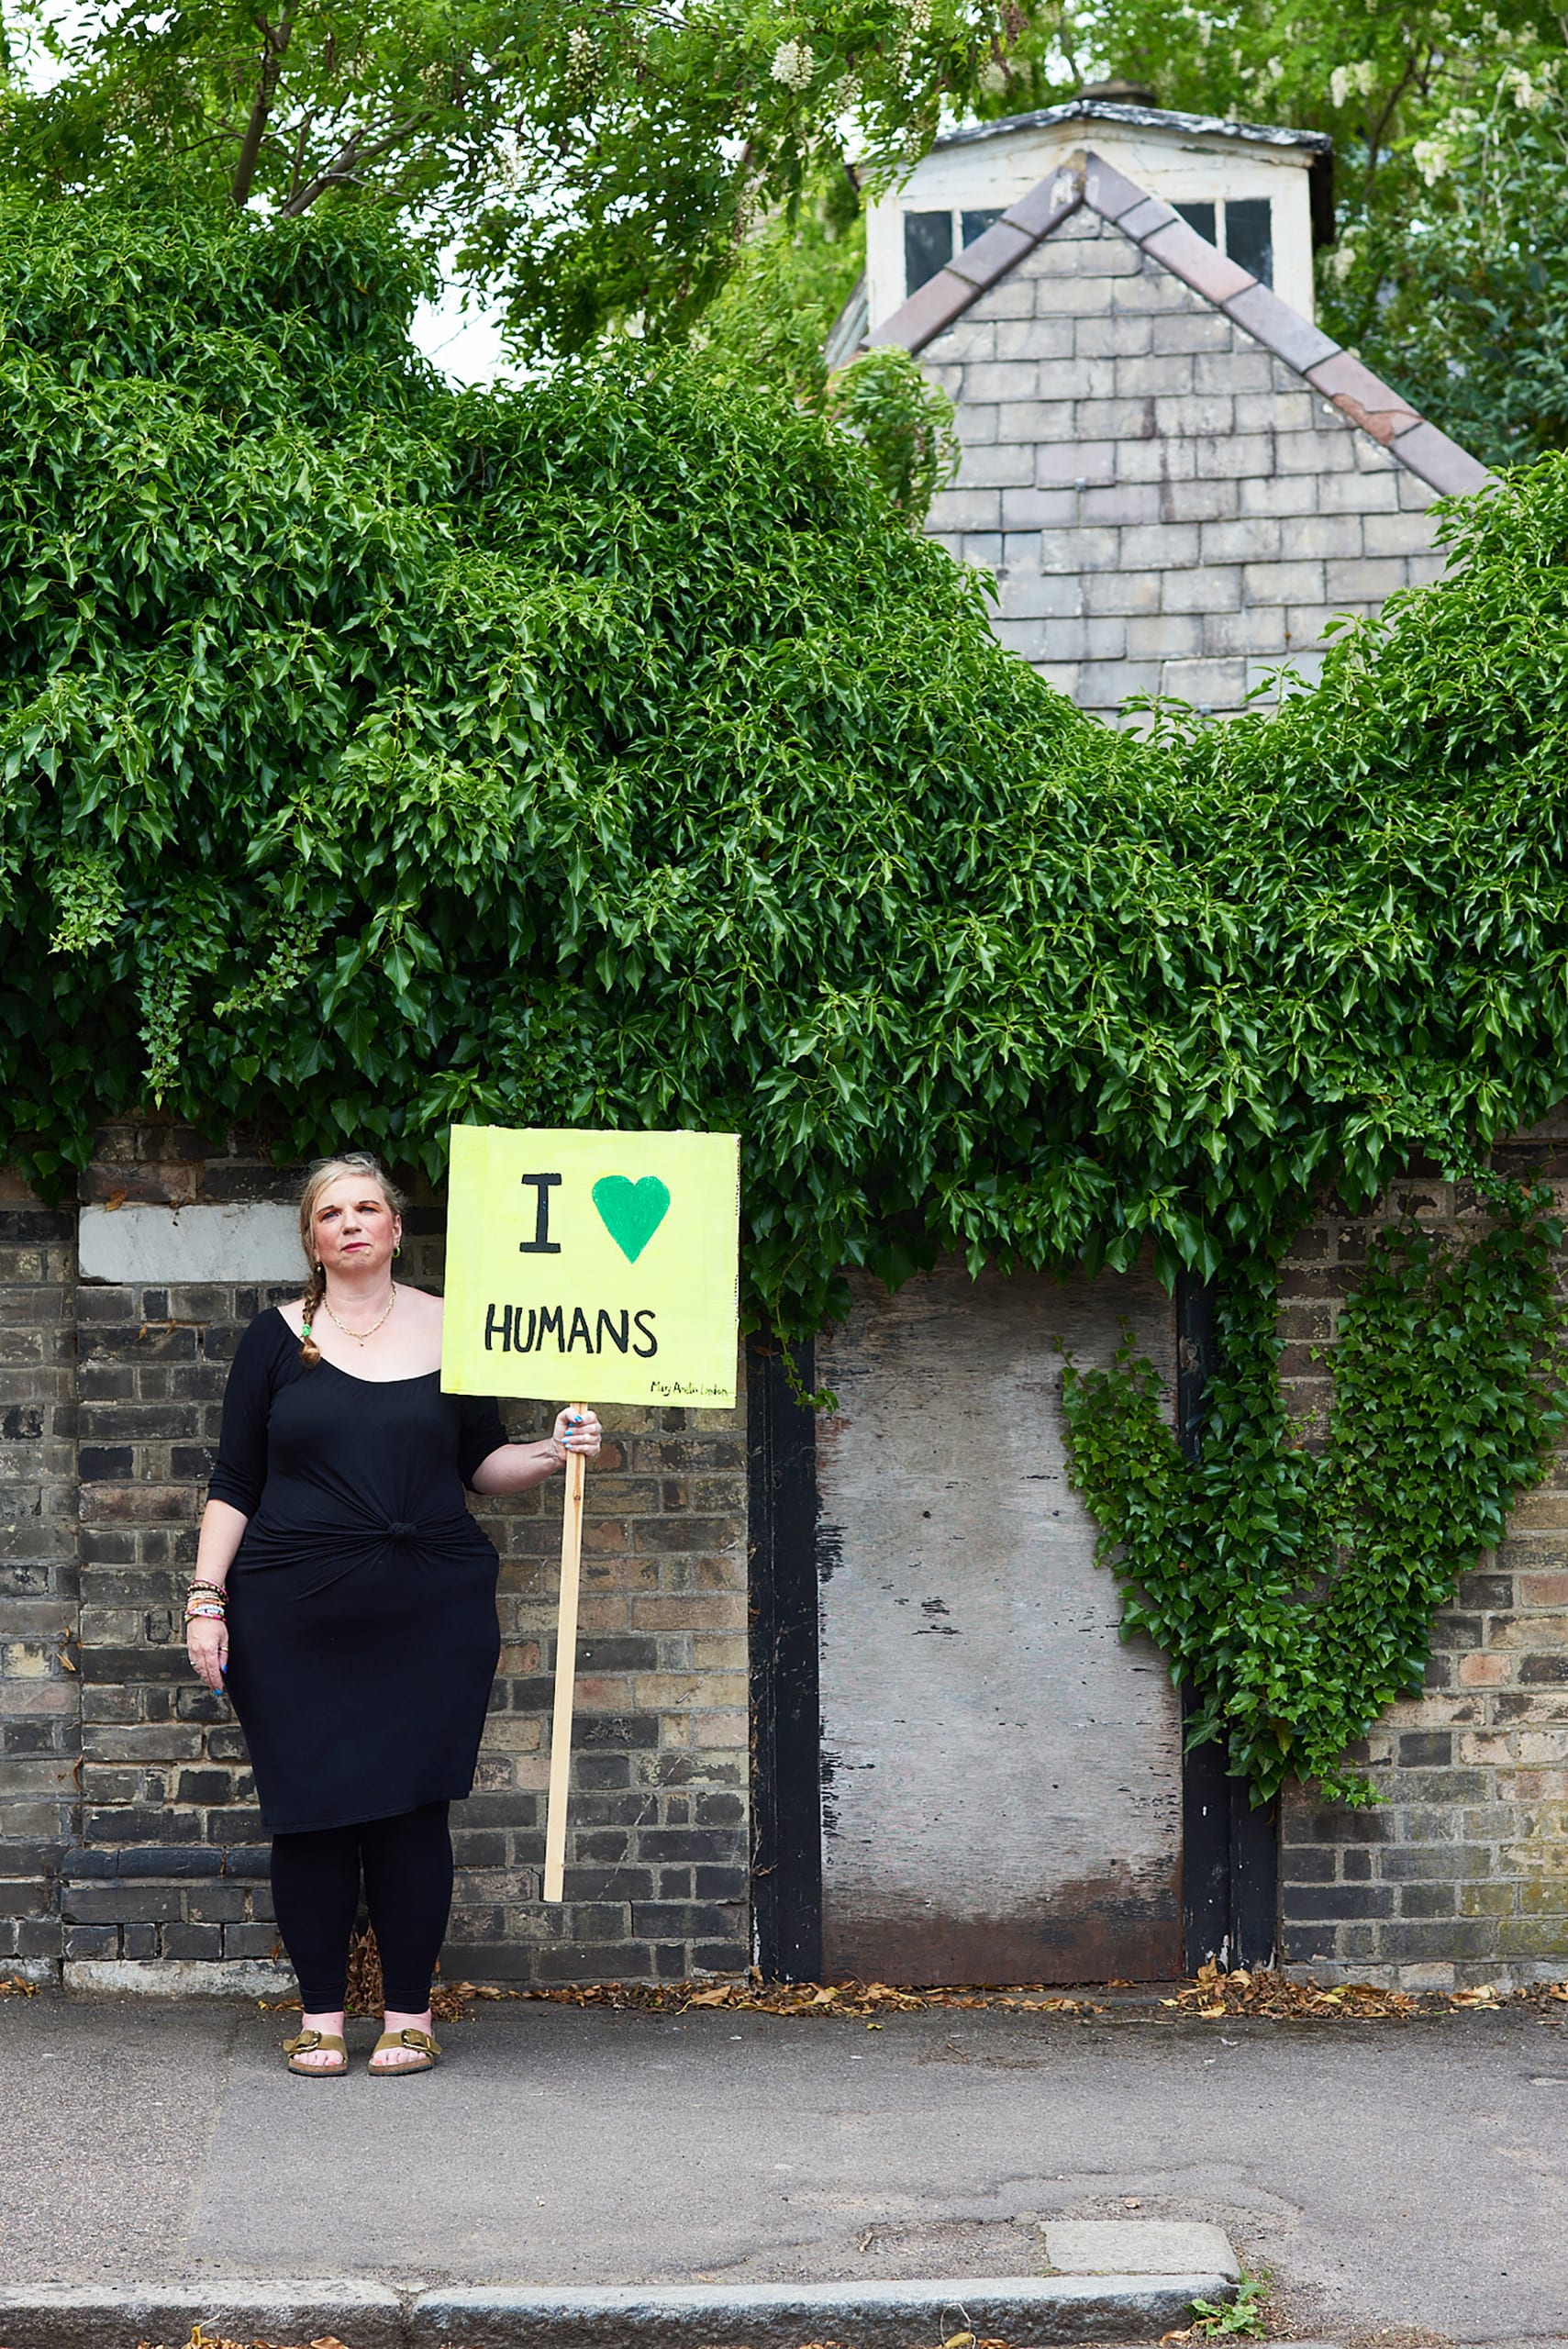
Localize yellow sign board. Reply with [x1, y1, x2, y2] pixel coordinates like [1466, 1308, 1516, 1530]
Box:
[441, 1125, 740, 1408]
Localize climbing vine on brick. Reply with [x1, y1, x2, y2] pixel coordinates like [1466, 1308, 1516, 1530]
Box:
[1061, 1180, 1568, 1805]
[8, 198, 1568, 1794]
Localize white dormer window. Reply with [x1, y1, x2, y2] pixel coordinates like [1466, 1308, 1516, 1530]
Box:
[903, 193, 1274, 298]
[871, 101, 1322, 329]
[1173, 198, 1273, 287]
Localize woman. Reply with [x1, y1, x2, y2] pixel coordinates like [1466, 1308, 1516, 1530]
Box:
[183, 1151, 601, 2076]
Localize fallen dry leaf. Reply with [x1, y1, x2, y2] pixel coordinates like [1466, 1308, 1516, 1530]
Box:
[0, 1976, 38, 1998]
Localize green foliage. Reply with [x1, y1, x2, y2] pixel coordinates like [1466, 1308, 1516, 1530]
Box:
[825, 345, 959, 521]
[8, 193, 1568, 1371]
[0, 0, 1028, 355]
[1187, 2274, 1271, 2339]
[1061, 1185, 1568, 1805]
[9, 195, 1568, 1797]
[698, 165, 866, 412]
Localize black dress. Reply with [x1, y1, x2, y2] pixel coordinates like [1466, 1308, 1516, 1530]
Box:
[209, 1309, 507, 1836]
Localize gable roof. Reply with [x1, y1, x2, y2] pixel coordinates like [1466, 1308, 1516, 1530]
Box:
[864, 150, 1487, 501]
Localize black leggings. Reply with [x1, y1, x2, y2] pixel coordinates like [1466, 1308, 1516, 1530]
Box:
[270, 1799, 453, 2013]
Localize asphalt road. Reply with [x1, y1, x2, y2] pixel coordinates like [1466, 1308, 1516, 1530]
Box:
[2, 1994, 1566, 2343]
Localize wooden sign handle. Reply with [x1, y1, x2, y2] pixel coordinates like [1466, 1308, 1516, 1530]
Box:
[542, 1404, 588, 1903]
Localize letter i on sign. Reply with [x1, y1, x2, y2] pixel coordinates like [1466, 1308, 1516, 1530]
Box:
[440, 1124, 741, 1905]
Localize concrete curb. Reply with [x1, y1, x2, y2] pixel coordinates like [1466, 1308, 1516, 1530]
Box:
[0, 2282, 406, 2349]
[0, 2273, 1235, 2349]
[409, 2275, 1237, 2346]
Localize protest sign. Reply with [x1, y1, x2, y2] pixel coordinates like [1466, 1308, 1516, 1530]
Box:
[442, 1125, 740, 1900]
[442, 1124, 740, 1408]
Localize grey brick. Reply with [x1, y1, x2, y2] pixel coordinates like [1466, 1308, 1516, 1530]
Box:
[1074, 314, 1151, 358]
[1151, 312, 1233, 354]
[1203, 607, 1287, 656]
[954, 443, 1034, 489]
[1362, 508, 1442, 558]
[954, 404, 1001, 447]
[1078, 658, 1162, 706]
[1159, 657, 1247, 707]
[992, 619, 1050, 662]
[995, 317, 1074, 361]
[1193, 350, 1274, 395]
[1160, 478, 1240, 522]
[1192, 431, 1276, 481]
[995, 566, 1082, 618]
[1238, 473, 1326, 519]
[995, 399, 1084, 444]
[1158, 563, 1242, 614]
[1243, 559, 1326, 606]
[931, 318, 997, 363]
[1127, 613, 1204, 659]
[1199, 518, 1282, 563]
[1118, 521, 1201, 570]
[1278, 429, 1357, 474]
[1084, 569, 1162, 617]
[1116, 353, 1193, 397]
[999, 488, 1076, 529]
[1079, 484, 1161, 527]
[1040, 525, 1120, 573]
[962, 361, 1041, 403]
[1327, 557, 1407, 601]
[1035, 440, 1117, 487]
[925, 489, 1002, 533]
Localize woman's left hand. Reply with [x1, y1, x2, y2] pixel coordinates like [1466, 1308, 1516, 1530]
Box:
[552, 1407, 602, 1465]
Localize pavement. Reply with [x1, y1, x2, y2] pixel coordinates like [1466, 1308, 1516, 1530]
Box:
[2, 1991, 1568, 2344]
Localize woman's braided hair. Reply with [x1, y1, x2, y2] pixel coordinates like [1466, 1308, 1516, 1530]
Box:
[295, 1151, 406, 1366]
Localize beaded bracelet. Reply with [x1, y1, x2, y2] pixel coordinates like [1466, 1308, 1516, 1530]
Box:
[186, 1580, 226, 1598]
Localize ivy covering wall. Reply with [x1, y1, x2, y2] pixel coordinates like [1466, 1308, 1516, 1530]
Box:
[10, 195, 1568, 1799]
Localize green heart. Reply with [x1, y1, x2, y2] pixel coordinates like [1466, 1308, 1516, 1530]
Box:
[592, 1174, 672, 1264]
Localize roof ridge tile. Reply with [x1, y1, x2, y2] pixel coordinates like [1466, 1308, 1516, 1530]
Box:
[866, 146, 1492, 500]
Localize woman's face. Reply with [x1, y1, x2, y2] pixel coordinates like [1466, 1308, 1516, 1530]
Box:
[311, 1174, 401, 1278]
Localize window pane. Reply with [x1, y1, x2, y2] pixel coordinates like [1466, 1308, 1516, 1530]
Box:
[1173, 201, 1218, 246]
[961, 207, 1003, 248]
[905, 210, 954, 295]
[1224, 198, 1273, 287]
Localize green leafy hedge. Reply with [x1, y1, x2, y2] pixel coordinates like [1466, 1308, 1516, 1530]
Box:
[6, 193, 1568, 1353]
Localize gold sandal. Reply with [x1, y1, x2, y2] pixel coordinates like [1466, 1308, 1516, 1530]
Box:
[284, 2029, 348, 2077]
[368, 2026, 440, 2076]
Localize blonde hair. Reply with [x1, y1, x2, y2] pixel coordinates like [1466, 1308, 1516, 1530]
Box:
[296, 1151, 406, 1365]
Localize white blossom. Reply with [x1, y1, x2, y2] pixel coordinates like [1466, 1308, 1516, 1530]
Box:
[907, 0, 933, 28]
[1329, 59, 1376, 106]
[771, 38, 816, 91]
[1412, 135, 1453, 182]
[1502, 62, 1551, 108]
[1328, 242, 1357, 282]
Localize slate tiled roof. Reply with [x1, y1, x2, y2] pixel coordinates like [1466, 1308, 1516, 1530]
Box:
[866, 150, 1488, 501]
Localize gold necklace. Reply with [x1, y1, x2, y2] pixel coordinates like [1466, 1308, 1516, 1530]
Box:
[322, 1283, 397, 1345]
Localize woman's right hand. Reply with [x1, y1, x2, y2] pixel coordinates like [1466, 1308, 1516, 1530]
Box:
[186, 1613, 228, 1692]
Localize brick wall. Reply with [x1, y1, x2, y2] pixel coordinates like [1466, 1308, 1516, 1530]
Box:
[918, 207, 1443, 719]
[0, 1173, 78, 1980]
[1, 1125, 749, 1987]
[1276, 1126, 1568, 1991]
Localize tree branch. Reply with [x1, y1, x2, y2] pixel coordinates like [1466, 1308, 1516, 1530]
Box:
[230, 6, 298, 208]
[275, 108, 435, 216]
